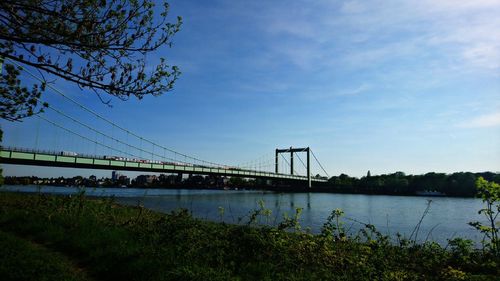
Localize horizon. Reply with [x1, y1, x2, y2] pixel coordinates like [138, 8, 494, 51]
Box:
[1, 0, 499, 178]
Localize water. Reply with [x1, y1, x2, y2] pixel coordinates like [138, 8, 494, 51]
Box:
[1, 185, 486, 245]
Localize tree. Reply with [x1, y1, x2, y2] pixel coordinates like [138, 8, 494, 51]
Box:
[445, 172, 476, 196]
[469, 177, 500, 256]
[0, 0, 182, 121]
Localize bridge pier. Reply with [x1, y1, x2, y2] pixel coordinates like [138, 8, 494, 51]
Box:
[307, 147, 311, 189]
[275, 149, 279, 174]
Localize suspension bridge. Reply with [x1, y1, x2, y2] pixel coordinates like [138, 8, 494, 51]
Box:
[0, 60, 330, 188]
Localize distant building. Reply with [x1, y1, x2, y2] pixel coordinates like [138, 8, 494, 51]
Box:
[112, 171, 121, 182]
[135, 175, 156, 186]
[118, 175, 130, 186]
[186, 175, 204, 185]
[158, 174, 180, 185]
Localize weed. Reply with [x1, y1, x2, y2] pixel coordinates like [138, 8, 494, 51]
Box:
[469, 177, 500, 256]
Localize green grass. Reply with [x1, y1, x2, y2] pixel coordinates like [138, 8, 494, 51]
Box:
[0, 192, 498, 281]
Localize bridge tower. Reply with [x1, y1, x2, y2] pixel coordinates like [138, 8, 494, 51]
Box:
[275, 147, 311, 188]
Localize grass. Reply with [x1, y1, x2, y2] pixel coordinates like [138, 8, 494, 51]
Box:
[0, 230, 92, 281]
[0, 191, 499, 281]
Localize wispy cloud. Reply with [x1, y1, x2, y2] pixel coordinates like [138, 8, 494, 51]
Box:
[462, 43, 500, 70]
[293, 82, 373, 102]
[249, 0, 500, 73]
[338, 83, 371, 96]
[458, 112, 500, 128]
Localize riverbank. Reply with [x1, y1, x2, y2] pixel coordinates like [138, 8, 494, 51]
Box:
[0, 192, 498, 281]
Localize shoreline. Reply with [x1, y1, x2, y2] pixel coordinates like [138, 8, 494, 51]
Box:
[1, 183, 474, 198]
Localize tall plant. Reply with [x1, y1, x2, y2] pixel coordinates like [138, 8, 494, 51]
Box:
[469, 177, 500, 256]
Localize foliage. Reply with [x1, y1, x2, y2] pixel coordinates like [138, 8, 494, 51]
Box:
[0, 192, 499, 280]
[229, 176, 247, 186]
[321, 208, 345, 240]
[277, 207, 302, 231]
[0, 0, 182, 121]
[242, 199, 273, 225]
[326, 171, 500, 197]
[469, 177, 500, 256]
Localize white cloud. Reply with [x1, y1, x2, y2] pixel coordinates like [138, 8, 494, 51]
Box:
[458, 112, 500, 128]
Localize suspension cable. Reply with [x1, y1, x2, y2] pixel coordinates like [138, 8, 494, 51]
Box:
[5, 59, 330, 175]
[279, 153, 298, 175]
[37, 115, 142, 160]
[6, 59, 226, 168]
[310, 149, 329, 177]
[294, 152, 308, 175]
[45, 104, 183, 164]
[237, 151, 274, 169]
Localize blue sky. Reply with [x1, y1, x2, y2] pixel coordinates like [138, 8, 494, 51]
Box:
[2, 0, 500, 178]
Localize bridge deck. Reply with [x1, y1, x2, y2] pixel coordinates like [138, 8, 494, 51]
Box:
[0, 148, 327, 183]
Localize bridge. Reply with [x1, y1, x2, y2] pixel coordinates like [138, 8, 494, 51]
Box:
[0, 59, 330, 188]
[1, 147, 327, 186]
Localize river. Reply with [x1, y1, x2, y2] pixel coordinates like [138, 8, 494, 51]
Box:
[0, 185, 487, 246]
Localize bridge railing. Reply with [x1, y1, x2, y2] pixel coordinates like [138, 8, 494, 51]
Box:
[0, 146, 267, 173]
[1, 146, 111, 161]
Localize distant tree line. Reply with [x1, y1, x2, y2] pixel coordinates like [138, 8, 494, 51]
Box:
[323, 171, 500, 197]
[3, 171, 499, 197]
